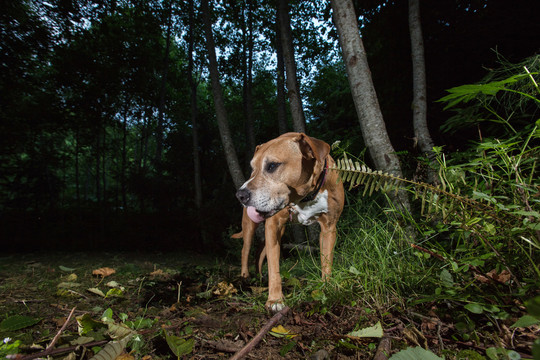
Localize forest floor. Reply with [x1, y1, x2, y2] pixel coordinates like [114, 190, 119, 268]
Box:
[0, 252, 536, 359]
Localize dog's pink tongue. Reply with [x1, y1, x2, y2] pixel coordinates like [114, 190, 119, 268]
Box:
[247, 206, 265, 223]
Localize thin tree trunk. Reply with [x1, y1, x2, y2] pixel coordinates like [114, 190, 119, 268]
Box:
[202, 0, 245, 189]
[155, 0, 173, 165]
[277, 0, 305, 133]
[188, 0, 206, 247]
[242, 0, 256, 153]
[408, 0, 438, 183]
[331, 0, 410, 209]
[275, 25, 288, 134]
[121, 108, 128, 210]
[75, 125, 80, 207]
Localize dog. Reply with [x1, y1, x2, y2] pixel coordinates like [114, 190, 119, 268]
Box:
[232, 132, 344, 312]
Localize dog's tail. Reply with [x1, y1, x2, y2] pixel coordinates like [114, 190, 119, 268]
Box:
[231, 231, 243, 239]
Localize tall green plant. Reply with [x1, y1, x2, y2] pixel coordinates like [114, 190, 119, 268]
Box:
[331, 58, 539, 292]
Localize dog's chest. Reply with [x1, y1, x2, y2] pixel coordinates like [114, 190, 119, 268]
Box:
[291, 190, 328, 225]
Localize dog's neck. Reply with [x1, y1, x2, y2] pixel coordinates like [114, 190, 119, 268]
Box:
[300, 158, 328, 203]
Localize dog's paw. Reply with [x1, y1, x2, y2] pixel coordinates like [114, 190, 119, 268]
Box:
[266, 300, 285, 313]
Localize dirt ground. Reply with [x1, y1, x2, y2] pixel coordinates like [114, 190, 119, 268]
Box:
[0, 252, 535, 359]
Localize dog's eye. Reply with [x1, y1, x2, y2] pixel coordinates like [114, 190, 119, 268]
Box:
[265, 162, 280, 173]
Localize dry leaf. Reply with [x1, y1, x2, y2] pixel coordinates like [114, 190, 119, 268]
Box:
[115, 351, 135, 360]
[213, 281, 237, 297]
[270, 325, 297, 338]
[92, 267, 116, 277]
[250, 286, 268, 295]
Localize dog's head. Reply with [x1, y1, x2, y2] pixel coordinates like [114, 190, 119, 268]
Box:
[236, 132, 330, 223]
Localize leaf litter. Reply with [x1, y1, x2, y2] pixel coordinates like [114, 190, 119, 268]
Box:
[0, 252, 536, 359]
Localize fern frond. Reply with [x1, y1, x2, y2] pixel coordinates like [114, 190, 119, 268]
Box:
[330, 159, 518, 228]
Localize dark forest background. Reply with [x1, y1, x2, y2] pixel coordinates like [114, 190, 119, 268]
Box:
[1, 0, 539, 252]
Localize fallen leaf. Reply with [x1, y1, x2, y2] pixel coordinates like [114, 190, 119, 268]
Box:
[87, 288, 106, 297]
[65, 273, 78, 281]
[116, 353, 135, 360]
[346, 321, 383, 339]
[213, 281, 237, 297]
[92, 267, 116, 277]
[57, 282, 81, 288]
[250, 286, 268, 295]
[59, 265, 76, 272]
[270, 325, 297, 339]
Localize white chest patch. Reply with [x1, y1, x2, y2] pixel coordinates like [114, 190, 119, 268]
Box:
[291, 190, 328, 225]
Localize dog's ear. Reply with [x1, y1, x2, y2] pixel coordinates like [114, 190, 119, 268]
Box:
[297, 133, 330, 163]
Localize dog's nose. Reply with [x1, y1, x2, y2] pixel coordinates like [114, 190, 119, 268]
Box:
[236, 188, 251, 205]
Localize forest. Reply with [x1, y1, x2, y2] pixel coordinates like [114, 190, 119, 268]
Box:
[0, 0, 539, 359]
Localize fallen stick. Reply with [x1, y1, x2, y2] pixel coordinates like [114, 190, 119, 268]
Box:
[47, 307, 77, 350]
[229, 306, 290, 360]
[18, 340, 109, 360]
[373, 336, 391, 360]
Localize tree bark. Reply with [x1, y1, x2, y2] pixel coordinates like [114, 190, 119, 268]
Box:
[188, 0, 207, 247]
[331, 0, 410, 210]
[275, 23, 288, 134]
[243, 0, 256, 153]
[202, 0, 245, 189]
[277, 0, 305, 133]
[331, 0, 402, 176]
[409, 0, 438, 183]
[155, 0, 172, 165]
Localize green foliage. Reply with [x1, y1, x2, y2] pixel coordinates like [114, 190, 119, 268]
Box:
[165, 325, 195, 359]
[0, 315, 40, 331]
[439, 55, 540, 135]
[0, 338, 21, 358]
[389, 346, 444, 360]
[331, 58, 539, 319]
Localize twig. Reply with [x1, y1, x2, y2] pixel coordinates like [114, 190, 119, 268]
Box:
[229, 306, 290, 360]
[18, 340, 109, 360]
[48, 307, 77, 350]
[373, 336, 392, 360]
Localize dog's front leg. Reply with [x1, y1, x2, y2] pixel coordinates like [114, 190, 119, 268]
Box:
[318, 214, 337, 280]
[240, 208, 258, 278]
[264, 213, 287, 312]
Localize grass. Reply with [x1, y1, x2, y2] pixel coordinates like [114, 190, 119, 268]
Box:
[270, 193, 438, 312]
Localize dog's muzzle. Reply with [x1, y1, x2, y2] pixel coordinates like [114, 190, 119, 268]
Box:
[236, 188, 250, 206]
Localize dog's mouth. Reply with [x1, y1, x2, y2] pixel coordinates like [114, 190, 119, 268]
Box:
[246, 206, 279, 224]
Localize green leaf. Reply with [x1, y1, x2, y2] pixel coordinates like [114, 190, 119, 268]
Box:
[101, 308, 114, 322]
[511, 315, 540, 328]
[464, 303, 484, 314]
[0, 315, 40, 331]
[88, 287, 106, 297]
[105, 288, 124, 298]
[59, 265, 76, 272]
[279, 341, 296, 356]
[165, 333, 194, 357]
[388, 346, 444, 360]
[439, 269, 454, 287]
[525, 296, 540, 318]
[77, 314, 107, 335]
[347, 321, 383, 338]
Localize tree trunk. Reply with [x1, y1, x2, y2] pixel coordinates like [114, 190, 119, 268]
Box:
[409, 0, 438, 183]
[121, 107, 128, 210]
[243, 0, 256, 153]
[277, 0, 305, 133]
[275, 23, 288, 134]
[155, 0, 173, 166]
[331, 0, 410, 209]
[202, 0, 245, 189]
[331, 0, 401, 175]
[188, 0, 207, 247]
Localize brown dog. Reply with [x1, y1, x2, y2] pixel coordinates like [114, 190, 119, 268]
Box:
[232, 132, 344, 311]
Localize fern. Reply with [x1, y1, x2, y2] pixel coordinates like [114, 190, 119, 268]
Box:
[331, 154, 514, 227]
